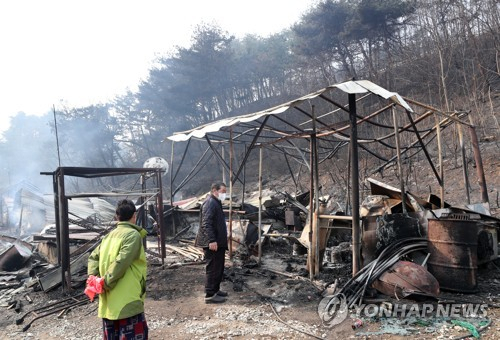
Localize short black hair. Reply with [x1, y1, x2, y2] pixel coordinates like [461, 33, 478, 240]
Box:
[211, 182, 227, 191]
[115, 199, 137, 221]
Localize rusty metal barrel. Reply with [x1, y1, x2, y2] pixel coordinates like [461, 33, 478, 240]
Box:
[427, 218, 479, 293]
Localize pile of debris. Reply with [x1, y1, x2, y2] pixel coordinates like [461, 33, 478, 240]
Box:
[0, 174, 499, 338]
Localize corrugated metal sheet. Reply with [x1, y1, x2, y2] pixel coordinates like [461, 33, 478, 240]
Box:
[334, 80, 412, 111]
[1, 186, 115, 231]
[44, 196, 115, 225]
[166, 80, 412, 142]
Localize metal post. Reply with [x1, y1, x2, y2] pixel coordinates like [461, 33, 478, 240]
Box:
[468, 124, 489, 203]
[57, 168, 71, 291]
[458, 124, 470, 204]
[349, 93, 361, 276]
[308, 133, 315, 280]
[392, 106, 407, 214]
[345, 140, 352, 214]
[53, 172, 61, 266]
[312, 105, 320, 277]
[228, 129, 233, 259]
[258, 146, 263, 264]
[435, 114, 445, 208]
[242, 145, 246, 206]
[157, 169, 166, 265]
[404, 110, 442, 188]
[221, 145, 226, 185]
[170, 141, 176, 235]
[141, 174, 147, 249]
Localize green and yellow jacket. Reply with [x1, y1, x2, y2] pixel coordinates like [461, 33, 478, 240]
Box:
[88, 221, 147, 320]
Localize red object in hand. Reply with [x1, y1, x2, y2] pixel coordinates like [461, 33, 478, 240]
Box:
[84, 275, 105, 301]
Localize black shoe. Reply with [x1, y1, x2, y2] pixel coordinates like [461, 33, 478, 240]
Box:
[205, 294, 226, 304]
[216, 290, 228, 297]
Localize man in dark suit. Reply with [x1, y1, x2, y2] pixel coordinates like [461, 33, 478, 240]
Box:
[195, 182, 228, 303]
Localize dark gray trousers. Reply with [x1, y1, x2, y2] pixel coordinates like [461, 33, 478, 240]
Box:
[203, 247, 225, 296]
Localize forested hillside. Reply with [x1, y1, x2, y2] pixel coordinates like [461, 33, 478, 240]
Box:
[1, 0, 498, 199]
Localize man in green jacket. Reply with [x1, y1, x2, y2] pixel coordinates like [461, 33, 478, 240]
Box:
[88, 199, 148, 339]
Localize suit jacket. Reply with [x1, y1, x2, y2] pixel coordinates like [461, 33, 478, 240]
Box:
[195, 194, 228, 249]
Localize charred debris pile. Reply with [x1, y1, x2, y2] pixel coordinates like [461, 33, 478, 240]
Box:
[1, 177, 499, 332]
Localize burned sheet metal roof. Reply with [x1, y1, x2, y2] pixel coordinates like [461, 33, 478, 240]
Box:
[162, 79, 478, 204]
[166, 80, 413, 142]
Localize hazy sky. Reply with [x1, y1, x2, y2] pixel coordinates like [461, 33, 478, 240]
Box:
[0, 0, 316, 134]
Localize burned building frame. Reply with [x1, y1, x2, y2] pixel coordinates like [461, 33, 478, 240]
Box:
[41, 167, 166, 291]
[164, 79, 492, 280]
[39, 80, 494, 291]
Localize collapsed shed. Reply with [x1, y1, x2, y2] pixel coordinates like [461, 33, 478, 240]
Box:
[28, 79, 496, 294]
[39, 167, 166, 291]
[164, 79, 494, 282]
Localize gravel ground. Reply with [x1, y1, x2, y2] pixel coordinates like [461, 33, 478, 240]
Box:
[1, 255, 500, 340]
